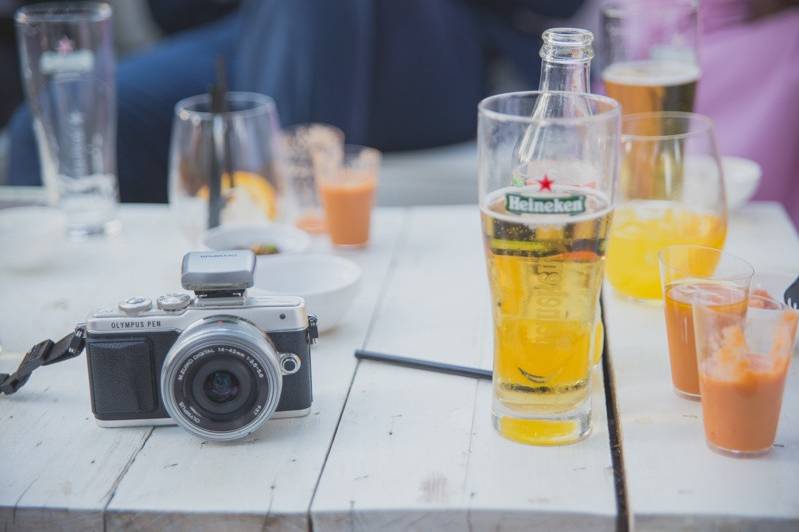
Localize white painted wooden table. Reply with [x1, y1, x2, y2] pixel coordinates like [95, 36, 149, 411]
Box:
[603, 203, 799, 531]
[1, 202, 796, 531]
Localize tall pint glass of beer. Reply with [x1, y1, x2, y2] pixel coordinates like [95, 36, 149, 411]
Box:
[601, 0, 699, 117]
[478, 92, 620, 445]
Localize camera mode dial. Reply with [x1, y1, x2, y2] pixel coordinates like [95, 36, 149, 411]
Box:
[118, 296, 152, 314]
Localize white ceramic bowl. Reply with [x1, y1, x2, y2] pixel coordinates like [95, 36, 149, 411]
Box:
[203, 223, 311, 255]
[0, 206, 66, 271]
[722, 156, 762, 211]
[253, 254, 362, 333]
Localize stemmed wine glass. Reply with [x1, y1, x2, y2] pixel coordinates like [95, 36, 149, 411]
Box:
[605, 112, 728, 301]
[168, 92, 284, 246]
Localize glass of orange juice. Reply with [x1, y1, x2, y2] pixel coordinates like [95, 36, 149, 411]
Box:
[318, 145, 380, 247]
[658, 245, 753, 398]
[606, 113, 727, 301]
[693, 291, 798, 456]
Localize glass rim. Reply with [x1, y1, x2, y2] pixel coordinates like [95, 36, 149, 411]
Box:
[341, 144, 382, 164]
[658, 244, 755, 283]
[748, 293, 788, 312]
[175, 92, 276, 121]
[601, 0, 697, 18]
[621, 112, 714, 142]
[478, 90, 620, 126]
[542, 27, 593, 47]
[284, 122, 344, 138]
[343, 143, 380, 154]
[15, 2, 111, 24]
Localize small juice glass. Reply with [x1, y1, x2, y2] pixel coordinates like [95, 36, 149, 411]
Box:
[658, 245, 753, 398]
[318, 145, 380, 247]
[693, 293, 798, 456]
[282, 123, 344, 234]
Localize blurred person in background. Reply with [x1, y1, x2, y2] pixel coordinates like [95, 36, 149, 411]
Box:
[5, 0, 585, 202]
[694, 0, 799, 226]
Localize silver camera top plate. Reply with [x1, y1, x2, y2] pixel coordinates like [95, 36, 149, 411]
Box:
[86, 294, 308, 334]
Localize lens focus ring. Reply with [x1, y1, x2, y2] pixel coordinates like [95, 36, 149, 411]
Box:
[160, 317, 283, 441]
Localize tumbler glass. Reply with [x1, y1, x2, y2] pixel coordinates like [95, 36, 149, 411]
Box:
[693, 293, 798, 455]
[658, 245, 753, 398]
[15, 2, 118, 237]
[478, 91, 620, 445]
[168, 92, 284, 245]
[282, 123, 344, 234]
[317, 145, 380, 247]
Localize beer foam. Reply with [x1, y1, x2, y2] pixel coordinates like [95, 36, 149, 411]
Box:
[602, 60, 700, 87]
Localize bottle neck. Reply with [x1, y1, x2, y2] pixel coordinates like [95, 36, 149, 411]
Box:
[538, 28, 593, 94]
[539, 61, 591, 93]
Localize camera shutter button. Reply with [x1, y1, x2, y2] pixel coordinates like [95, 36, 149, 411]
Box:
[118, 296, 152, 314]
[157, 293, 192, 311]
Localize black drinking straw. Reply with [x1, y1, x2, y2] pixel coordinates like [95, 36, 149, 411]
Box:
[354, 349, 492, 381]
[207, 56, 230, 229]
[216, 56, 235, 191]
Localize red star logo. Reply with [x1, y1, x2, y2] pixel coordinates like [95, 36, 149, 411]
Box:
[56, 37, 73, 54]
[536, 175, 554, 192]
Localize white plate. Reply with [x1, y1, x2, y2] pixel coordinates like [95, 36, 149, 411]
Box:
[203, 223, 311, 255]
[253, 254, 362, 334]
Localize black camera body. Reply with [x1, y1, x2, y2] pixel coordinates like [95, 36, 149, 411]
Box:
[84, 250, 317, 441]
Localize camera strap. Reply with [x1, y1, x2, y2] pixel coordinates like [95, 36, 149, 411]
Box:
[0, 325, 86, 396]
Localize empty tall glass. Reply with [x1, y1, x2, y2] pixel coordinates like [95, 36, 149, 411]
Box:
[15, 3, 118, 236]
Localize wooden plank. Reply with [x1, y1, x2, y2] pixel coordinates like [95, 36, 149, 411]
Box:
[0, 206, 187, 532]
[311, 206, 618, 531]
[604, 202, 799, 530]
[104, 209, 406, 530]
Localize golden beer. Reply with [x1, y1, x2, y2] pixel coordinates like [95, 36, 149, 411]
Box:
[482, 186, 611, 445]
[603, 60, 699, 116]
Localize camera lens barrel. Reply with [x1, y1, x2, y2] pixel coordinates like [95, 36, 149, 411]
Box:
[161, 317, 283, 441]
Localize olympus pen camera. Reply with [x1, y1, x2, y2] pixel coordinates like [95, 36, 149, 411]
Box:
[84, 250, 317, 441]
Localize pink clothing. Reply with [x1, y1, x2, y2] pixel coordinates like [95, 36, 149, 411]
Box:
[695, 7, 799, 227]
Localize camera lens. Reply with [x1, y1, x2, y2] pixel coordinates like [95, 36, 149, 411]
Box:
[204, 370, 239, 403]
[189, 356, 254, 417]
[161, 318, 283, 441]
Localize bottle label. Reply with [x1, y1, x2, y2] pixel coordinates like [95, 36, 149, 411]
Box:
[505, 193, 587, 216]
